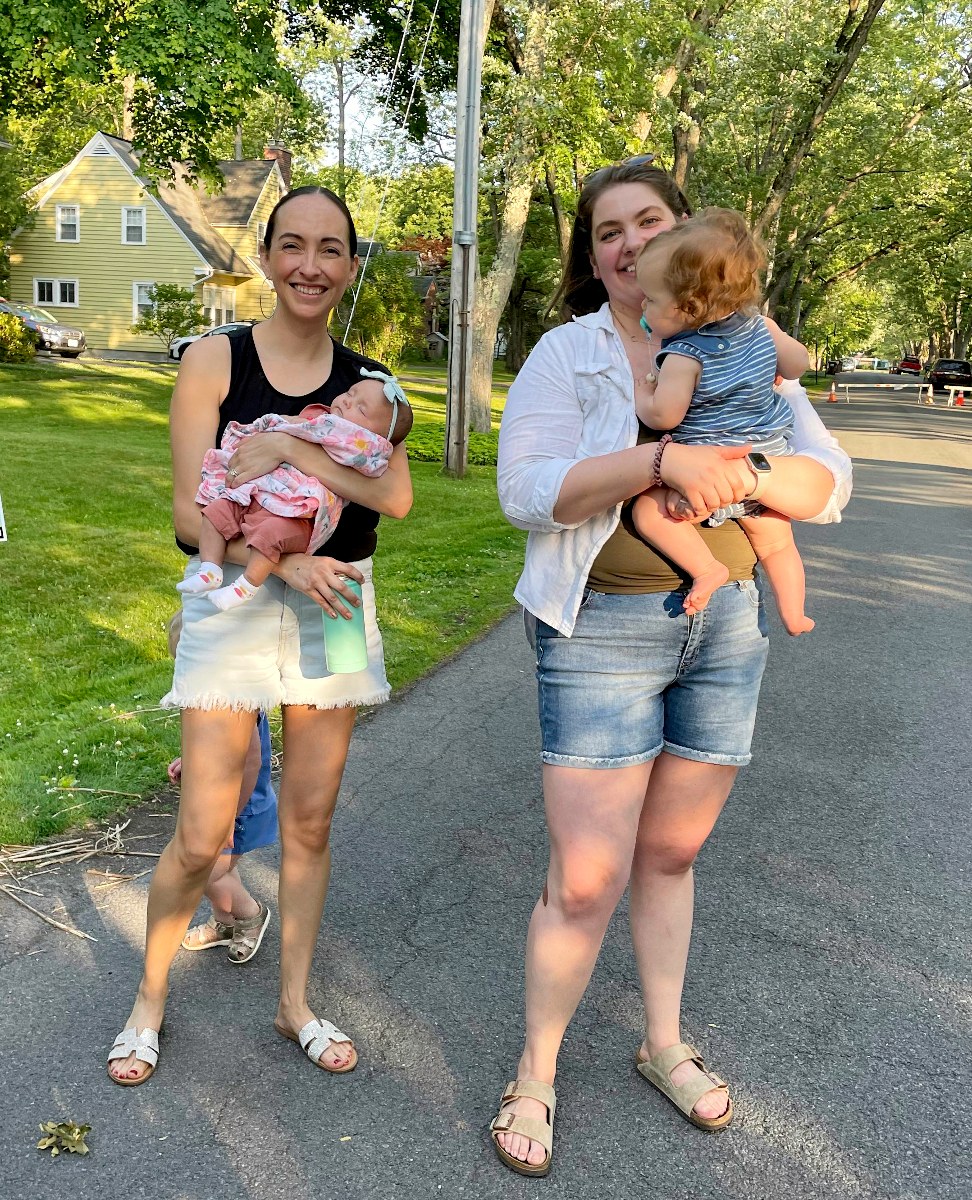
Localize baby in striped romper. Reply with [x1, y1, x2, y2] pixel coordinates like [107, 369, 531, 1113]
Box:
[631, 207, 815, 635]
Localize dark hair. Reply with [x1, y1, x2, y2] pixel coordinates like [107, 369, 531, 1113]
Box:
[638, 207, 766, 326]
[554, 163, 692, 322]
[262, 185, 358, 258]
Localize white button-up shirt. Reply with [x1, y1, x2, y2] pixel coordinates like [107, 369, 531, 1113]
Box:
[497, 303, 853, 636]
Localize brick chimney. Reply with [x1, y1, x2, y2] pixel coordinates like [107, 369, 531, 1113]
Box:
[264, 142, 292, 191]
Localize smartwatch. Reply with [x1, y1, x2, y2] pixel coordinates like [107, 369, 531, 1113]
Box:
[745, 451, 772, 501]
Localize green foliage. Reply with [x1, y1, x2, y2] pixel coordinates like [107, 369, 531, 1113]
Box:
[0, 311, 35, 363]
[333, 254, 425, 368]
[37, 1121, 91, 1158]
[404, 425, 498, 466]
[131, 284, 205, 349]
[0, 0, 311, 183]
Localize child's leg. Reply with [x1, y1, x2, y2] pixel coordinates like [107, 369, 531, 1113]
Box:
[177, 507, 235, 594]
[208, 548, 275, 611]
[739, 511, 814, 636]
[206, 856, 261, 922]
[209, 511, 313, 611]
[631, 487, 729, 615]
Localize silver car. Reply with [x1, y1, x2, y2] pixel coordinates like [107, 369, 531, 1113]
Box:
[0, 299, 86, 357]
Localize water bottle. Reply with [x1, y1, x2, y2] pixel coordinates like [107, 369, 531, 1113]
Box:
[323, 579, 368, 673]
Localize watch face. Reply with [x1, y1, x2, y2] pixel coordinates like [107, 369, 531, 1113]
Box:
[748, 451, 772, 472]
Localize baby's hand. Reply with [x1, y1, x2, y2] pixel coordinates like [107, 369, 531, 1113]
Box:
[167, 757, 182, 785]
[666, 488, 697, 521]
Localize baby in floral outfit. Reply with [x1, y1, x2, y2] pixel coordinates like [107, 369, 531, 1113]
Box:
[178, 369, 412, 611]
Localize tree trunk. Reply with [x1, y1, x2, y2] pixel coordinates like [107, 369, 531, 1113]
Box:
[469, 161, 535, 430]
[753, 0, 888, 240]
[544, 166, 570, 268]
[336, 60, 347, 199]
[468, 1, 549, 431]
[122, 76, 136, 142]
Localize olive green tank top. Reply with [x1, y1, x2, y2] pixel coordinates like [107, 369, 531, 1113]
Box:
[587, 427, 757, 593]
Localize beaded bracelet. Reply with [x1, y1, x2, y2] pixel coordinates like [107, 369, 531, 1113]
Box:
[649, 434, 673, 487]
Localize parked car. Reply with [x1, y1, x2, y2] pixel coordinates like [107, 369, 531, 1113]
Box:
[890, 355, 922, 375]
[0, 298, 86, 357]
[927, 358, 972, 392]
[169, 320, 258, 360]
[824, 358, 842, 374]
[840, 356, 857, 371]
[873, 359, 891, 371]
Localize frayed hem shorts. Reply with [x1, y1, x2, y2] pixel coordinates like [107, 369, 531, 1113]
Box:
[526, 581, 769, 769]
[161, 557, 390, 712]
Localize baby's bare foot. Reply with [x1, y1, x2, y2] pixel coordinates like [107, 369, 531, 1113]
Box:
[684, 563, 730, 616]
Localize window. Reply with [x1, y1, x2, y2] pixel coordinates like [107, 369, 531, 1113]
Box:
[56, 205, 79, 242]
[34, 278, 79, 306]
[133, 281, 155, 322]
[202, 285, 236, 328]
[256, 221, 267, 247]
[122, 207, 146, 245]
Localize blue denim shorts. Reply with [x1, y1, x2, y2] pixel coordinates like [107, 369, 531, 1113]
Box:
[527, 581, 769, 769]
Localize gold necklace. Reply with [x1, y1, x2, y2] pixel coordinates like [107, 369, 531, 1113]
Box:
[610, 305, 658, 385]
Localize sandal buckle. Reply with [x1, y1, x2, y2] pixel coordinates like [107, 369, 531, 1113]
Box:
[493, 1113, 516, 1131]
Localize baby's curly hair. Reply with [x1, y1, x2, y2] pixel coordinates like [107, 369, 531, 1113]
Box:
[637, 207, 766, 326]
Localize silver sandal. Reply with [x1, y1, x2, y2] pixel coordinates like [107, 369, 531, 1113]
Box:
[182, 916, 234, 951]
[227, 902, 271, 963]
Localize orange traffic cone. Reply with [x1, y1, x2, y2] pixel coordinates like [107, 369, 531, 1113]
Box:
[956, 390, 965, 406]
[827, 381, 838, 403]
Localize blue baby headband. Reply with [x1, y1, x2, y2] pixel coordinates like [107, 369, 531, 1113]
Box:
[359, 367, 410, 441]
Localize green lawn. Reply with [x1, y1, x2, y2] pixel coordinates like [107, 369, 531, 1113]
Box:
[0, 359, 524, 844]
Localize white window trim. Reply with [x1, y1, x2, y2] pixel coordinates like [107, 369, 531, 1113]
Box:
[132, 281, 156, 323]
[34, 277, 80, 307]
[121, 206, 147, 245]
[55, 205, 80, 242]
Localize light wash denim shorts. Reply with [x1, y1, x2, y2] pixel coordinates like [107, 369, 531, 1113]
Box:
[527, 580, 769, 769]
[161, 557, 390, 712]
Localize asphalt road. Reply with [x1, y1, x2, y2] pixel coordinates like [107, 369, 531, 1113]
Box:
[2, 388, 970, 1200]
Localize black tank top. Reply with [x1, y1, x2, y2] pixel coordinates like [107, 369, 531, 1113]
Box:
[176, 328, 390, 563]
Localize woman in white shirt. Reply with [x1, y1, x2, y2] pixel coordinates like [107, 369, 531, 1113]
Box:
[490, 160, 851, 1176]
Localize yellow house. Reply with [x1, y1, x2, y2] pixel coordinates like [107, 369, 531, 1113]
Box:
[7, 131, 288, 354]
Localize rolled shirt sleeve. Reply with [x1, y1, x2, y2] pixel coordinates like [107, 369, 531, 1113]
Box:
[498, 329, 591, 532]
[777, 378, 853, 524]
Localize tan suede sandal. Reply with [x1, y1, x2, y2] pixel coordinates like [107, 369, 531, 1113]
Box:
[489, 1079, 556, 1177]
[636, 1042, 733, 1131]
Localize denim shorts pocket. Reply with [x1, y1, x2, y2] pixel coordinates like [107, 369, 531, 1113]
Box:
[738, 579, 761, 610]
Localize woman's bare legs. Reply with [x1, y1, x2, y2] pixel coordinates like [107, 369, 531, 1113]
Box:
[495, 761, 653, 1167]
[109, 708, 256, 1081]
[629, 753, 737, 1118]
[273, 703, 358, 1070]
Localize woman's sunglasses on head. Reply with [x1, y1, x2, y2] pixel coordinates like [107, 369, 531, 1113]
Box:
[584, 154, 657, 187]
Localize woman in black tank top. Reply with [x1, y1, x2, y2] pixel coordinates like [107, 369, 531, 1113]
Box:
[109, 188, 413, 1085]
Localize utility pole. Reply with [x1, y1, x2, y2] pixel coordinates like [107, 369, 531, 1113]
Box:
[444, 0, 487, 478]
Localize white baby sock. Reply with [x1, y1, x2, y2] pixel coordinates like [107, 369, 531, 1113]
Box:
[177, 562, 224, 594]
[208, 575, 261, 611]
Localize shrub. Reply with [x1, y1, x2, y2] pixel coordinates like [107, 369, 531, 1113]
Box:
[405, 425, 498, 466]
[0, 312, 36, 363]
[131, 283, 205, 349]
